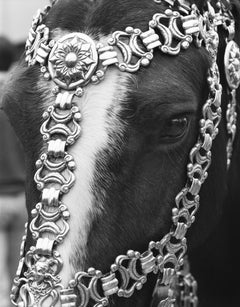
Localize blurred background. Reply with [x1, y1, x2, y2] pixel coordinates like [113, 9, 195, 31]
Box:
[0, 1, 239, 307]
[0, 0, 48, 42]
[0, 1, 48, 306]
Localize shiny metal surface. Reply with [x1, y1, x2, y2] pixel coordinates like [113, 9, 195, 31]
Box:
[11, 0, 239, 306]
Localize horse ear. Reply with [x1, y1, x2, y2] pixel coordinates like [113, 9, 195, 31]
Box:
[0, 62, 23, 114]
[0, 59, 35, 146]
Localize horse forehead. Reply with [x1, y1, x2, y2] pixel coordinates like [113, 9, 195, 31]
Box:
[37, 32, 131, 278]
[45, 30, 130, 121]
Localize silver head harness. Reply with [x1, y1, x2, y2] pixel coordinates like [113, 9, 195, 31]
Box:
[11, 0, 240, 306]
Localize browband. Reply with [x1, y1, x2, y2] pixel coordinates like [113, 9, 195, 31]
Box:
[11, 1, 240, 306]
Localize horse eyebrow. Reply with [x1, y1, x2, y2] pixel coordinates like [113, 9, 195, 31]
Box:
[127, 77, 202, 119]
[123, 47, 210, 120]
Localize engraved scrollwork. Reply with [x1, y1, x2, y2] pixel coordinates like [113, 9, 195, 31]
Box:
[224, 40, 240, 90]
[224, 41, 239, 167]
[149, 9, 193, 55]
[187, 163, 206, 192]
[175, 188, 199, 210]
[34, 153, 75, 193]
[112, 250, 147, 298]
[16, 248, 63, 307]
[12, 1, 234, 306]
[30, 202, 70, 242]
[108, 27, 153, 72]
[158, 253, 179, 285]
[189, 144, 212, 172]
[25, 18, 50, 66]
[69, 272, 90, 307]
[69, 269, 109, 307]
[41, 105, 82, 145]
[48, 33, 99, 89]
[172, 208, 193, 240]
[161, 235, 187, 262]
[202, 97, 221, 124]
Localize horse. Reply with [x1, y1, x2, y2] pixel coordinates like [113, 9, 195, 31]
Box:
[1, 0, 240, 306]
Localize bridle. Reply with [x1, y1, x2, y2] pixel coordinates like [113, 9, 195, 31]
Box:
[10, 0, 240, 306]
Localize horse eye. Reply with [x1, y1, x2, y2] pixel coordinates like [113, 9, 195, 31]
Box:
[161, 117, 188, 141]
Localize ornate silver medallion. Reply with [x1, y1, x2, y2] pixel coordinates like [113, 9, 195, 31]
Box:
[48, 33, 98, 89]
[12, 1, 240, 306]
[224, 40, 240, 89]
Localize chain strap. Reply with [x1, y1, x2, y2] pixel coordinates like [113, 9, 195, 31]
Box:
[11, 94, 81, 306]
[224, 20, 240, 167]
[10, 63, 221, 306]
[10, 1, 239, 306]
[151, 257, 198, 307]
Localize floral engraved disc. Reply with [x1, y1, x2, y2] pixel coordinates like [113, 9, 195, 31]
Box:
[48, 33, 98, 89]
[224, 40, 240, 90]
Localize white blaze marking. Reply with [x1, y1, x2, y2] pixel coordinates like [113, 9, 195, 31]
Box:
[38, 32, 129, 286]
[58, 69, 129, 285]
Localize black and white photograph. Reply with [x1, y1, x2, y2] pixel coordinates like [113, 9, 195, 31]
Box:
[0, 1, 239, 306]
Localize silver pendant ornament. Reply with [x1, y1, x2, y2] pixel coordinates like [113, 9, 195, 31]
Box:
[223, 13, 240, 168]
[225, 41, 240, 89]
[11, 0, 238, 307]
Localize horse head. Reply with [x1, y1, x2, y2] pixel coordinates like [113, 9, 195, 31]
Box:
[2, 0, 240, 306]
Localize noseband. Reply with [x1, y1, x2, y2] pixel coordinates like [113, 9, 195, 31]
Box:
[11, 0, 240, 306]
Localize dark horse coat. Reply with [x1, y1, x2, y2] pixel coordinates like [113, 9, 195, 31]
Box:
[1, 0, 240, 306]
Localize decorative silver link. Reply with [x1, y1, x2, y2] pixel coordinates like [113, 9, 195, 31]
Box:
[11, 80, 82, 305]
[98, 45, 119, 67]
[15, 247, 63, 306]
[140, 250, 158, 275]
[42, 187, 61, 206]
[10, 223, 28, 305]
[25, 11, 51, 66]
[35, 237, 55, 255]
[55, 92, 75, 109]
[69, 269, 109, 307]
[34, 153, 76, 192]
[113, 251, 147, 297]
[48, 139, 67, 157]
[224, 39, 240, 167]
[30, 201, 70, 242]
[101, 273, 119, 297]
[154, 4, 223, 304]
[181, 14, 201, 35]
[40, 104, 82, 145]
[149, 9, 194, 55]
[12, 1, 239, 306]
[141, 29, 161, 50]
[108, 27, 153, 72]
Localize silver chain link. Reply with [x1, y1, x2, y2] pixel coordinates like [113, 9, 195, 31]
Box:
[10, 1, 239, 306]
